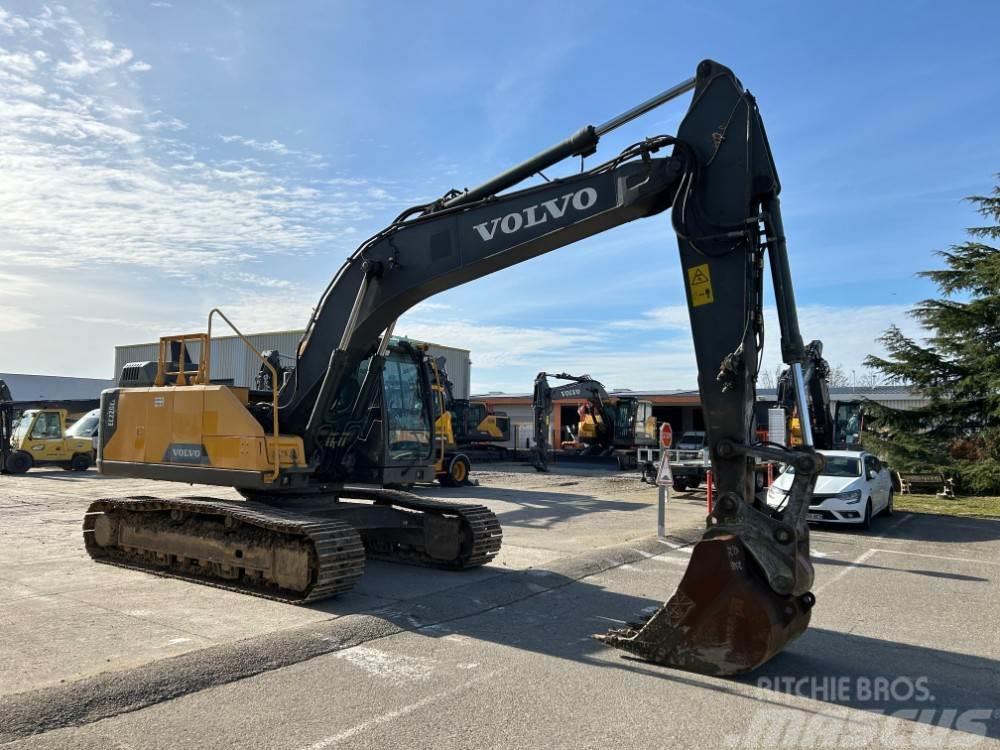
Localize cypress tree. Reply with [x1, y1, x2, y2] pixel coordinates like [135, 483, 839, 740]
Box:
[864, 177, 1000, 494]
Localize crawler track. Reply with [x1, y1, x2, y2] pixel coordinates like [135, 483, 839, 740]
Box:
[341, 486, 503, 568]
[83, 489, 502, 604]
[83, 496, 365, 604]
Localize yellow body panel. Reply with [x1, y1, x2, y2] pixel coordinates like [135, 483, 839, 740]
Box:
[103, 385, 305, 477]
[477, 416, 505, 439]
[578, 415, 600, 441]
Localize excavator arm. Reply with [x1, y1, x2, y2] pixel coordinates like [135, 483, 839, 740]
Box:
[277, 146, 685, 469]
[272, 59, 824, 674]
[530, 372, 612, 472]
[95, 59, 823, 675]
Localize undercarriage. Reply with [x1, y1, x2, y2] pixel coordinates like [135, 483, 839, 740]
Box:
[84, 487, 502, 604]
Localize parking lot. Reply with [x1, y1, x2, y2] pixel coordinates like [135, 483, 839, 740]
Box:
[2, 464, 999, 748]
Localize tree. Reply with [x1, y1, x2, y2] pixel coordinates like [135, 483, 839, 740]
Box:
[827, 365, 851, 388]
[864, 176, 1000, 494]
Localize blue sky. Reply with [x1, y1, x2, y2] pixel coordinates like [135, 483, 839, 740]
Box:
[1, 1, 998, 392]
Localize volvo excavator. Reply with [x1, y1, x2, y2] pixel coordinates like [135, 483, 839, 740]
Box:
[84, 60, 824, 675]
[432, 356, 511, 450]
[530, 372, 655, 471]
[774, 340, 834, 448]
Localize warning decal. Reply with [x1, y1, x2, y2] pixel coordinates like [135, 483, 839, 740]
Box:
[687, 263, 714, 307]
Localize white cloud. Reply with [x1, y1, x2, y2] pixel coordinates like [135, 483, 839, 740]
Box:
[0, 48, 36, 74]
[398, 314, 594, 369]
[0, 303, 39, 333]
[55, 38, 134, 79]
[460, 302, 924, 394]
[221, 134, 290, 155]
[0, 5, 380, 279]
[129, 60, 152, 72]
[606, 305, 690, 331]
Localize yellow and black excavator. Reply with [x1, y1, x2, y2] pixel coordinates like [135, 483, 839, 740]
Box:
[429, 355, 511, 453]
[529, 372, 656, 471]
[85, 60, 824, 675]
[773, 340, 835, 448]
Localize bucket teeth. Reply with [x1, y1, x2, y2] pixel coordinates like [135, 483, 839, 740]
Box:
[595, 535, 812, 675]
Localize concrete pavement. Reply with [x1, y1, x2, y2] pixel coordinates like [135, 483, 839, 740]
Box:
[0, 463, 705, 696]
[3, 465, 999, 748]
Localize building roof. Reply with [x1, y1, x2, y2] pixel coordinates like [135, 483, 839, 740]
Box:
[758, 385, 925, 402]
[116, 330, 471, 355]
[476, 385, 923, 407]
[0, 373, 116, 401]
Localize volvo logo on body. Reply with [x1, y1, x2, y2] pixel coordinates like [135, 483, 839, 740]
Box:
[163, 443, 211, 464]
[472, 187, 599, 242]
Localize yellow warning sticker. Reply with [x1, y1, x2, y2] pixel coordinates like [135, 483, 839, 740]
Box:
[687, 263, 714, 307]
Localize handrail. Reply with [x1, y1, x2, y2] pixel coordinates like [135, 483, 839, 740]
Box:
[207, 308, 281, 484]
[154, 333, 209, 387]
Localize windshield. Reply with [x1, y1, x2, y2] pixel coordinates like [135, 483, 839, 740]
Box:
[67, 412, 100, 437]
[785, 456, 861, 478]
[11, 415, 32, 444]
[677, 432, 705, 449]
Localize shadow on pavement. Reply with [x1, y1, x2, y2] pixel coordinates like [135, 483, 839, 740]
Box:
[812, 555, 990, 583]
[318, 548, 1000, 743]
[456, 485, 649, 530]
[815, 511, 1000, 544]
[12, 471, 93, 481]
[740, 627, 1000, 740]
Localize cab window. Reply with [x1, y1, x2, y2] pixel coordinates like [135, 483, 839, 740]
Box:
[29, 412, 61, 440]
[383, 357, 432, 461]
[468, 403, 486, 427]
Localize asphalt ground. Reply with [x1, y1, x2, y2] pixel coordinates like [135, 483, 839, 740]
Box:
[2, 464, 999, 748]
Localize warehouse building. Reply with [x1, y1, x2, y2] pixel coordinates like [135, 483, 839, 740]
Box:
[0, 373, 116, 401]
[114, 330, 472, 399]
[476, 385, 928, 451]
[474, 389, 704, 452]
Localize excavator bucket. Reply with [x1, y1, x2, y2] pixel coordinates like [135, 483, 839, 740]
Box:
[595, 534, 814, 675]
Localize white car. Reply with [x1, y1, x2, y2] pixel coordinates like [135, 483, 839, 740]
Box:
[766, 450, 893, 529]
[65, 409, 101, 451]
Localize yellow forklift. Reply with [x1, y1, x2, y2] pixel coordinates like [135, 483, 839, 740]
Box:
[426, 351, 473, 486]
[4, 408, 95, 474]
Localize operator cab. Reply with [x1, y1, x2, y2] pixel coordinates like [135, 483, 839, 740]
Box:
[336, 340, 437, 485]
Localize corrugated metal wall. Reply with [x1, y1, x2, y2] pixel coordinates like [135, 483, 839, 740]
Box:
[114, 330, 472, 399]
[490, 403, 535, 451]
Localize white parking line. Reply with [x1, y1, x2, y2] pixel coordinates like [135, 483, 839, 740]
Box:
[814, 549, 877, 594]
[872, 549, 1000, 567]
[302, 671, 498, 749]
[657, 540, 693, 554]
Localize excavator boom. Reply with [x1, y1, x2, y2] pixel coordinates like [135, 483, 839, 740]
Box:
[530, 372, 612, 471]
[90, 59, 823, 676]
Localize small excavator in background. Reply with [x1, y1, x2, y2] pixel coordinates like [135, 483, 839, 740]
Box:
[84, 60, 825, 675]
[773, 340, 835, 449]
[529, 372, 655, 471]
[430, 356, 511, 453]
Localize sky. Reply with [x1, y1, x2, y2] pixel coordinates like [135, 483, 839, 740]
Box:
[1, 1, 998, 394]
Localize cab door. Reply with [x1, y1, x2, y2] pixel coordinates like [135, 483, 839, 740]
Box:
[26, 412, 70, 461]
